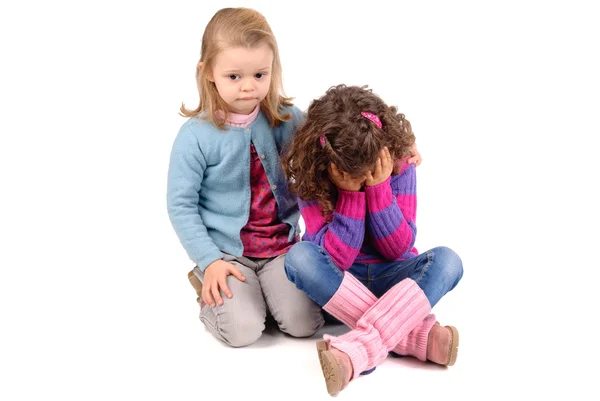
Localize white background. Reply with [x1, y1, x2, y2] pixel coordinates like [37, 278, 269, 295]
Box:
[1, 0, 598, 400]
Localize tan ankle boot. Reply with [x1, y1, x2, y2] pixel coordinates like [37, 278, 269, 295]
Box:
[316, 340, 353, 396]
[187, 270, 205, 307]
[426, 324, 459, 366]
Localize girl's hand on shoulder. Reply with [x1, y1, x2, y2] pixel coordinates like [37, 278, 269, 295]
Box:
[328, 163, 366, 192]
[407, 142, 422, 166]
[366, 147, 394, 187]
[202, 260, 246, 307]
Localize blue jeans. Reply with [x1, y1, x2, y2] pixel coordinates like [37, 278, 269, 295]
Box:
[284, 242, 463, 309]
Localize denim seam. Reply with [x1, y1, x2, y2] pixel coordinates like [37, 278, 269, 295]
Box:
[375, 269, 405, 280]
[320, 246, 344, 279]
[414, 250, 432, 283]
[373, 260, 413, 280]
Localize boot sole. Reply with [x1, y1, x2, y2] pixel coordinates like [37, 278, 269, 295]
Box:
[316, 340, 342, 395]
[446, 326, 459, 366]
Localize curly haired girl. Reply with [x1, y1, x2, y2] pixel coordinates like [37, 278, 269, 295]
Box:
[281, 84, 463, 395]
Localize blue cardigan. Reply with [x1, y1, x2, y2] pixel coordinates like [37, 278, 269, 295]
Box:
[167, 106, 304, 271]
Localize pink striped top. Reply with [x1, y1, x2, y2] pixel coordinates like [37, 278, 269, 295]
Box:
[299, 160, 418, 270]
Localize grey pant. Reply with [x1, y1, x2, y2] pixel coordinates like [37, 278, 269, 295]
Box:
[194, 253, 324, 347]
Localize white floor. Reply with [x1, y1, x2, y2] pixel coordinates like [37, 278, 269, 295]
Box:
[180, 305, 470, 401]
[2, 266, 595, 401]
[118, 279, 595, 401]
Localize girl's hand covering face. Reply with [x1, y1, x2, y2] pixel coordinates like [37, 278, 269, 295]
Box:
[328, 163, 367, 192]
[365, 147, 394, 187]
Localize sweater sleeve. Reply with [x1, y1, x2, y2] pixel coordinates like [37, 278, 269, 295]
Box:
[299, 190, 366, 270]
[364, 161, 417, 260]
[167, 126, 224, 271]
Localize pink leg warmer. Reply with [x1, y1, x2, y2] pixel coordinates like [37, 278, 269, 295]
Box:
[324, 278, 431, 379]
[323, 273, 435, 361]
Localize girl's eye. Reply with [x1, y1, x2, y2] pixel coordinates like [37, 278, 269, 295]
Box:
[255, 73, 265, 79]
[229, 74, 240, 80]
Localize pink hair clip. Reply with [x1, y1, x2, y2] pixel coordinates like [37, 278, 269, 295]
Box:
[361, 112, 382, 129]
[319, 135, 326, 148]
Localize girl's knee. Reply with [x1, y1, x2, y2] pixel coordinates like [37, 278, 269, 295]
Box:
[279, 309, 325, 338]
[435, 246, 463, 285]
[218, 317, 265, 347]
[201, 305, 265, 347]
[284, 241, 321, 283]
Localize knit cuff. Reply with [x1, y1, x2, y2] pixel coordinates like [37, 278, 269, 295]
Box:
[364, 177, 393, 213]
[323, 273, 377, 328]
[393, 314, 437, 361]
[324, 327, 387, 381]
[414, 315, 437, 361]
[336, 190, 366, 220]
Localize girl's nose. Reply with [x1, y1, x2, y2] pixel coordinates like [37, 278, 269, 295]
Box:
[241, 78, 254, 92]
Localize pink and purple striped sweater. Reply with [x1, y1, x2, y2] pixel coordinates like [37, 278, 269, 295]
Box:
[299, 160, 418, 270]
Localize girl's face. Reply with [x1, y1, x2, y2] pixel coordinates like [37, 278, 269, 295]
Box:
[209, 43, 273, 115]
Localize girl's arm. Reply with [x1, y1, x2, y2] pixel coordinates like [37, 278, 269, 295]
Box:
[167, 126, 223, 271]
[299, 190, 366, 270]
[365, 161, 417, 260]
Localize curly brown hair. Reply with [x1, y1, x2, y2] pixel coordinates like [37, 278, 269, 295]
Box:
[281, 84, 415, 216]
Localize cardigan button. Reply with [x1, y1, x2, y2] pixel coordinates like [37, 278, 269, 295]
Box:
[260, 154, 265, 159]
[272, 185, 277, 191]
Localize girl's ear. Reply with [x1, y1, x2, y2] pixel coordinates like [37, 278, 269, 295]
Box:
[199, 61, 214, 82]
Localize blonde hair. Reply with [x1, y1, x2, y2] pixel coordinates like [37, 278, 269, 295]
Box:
[180, 7, 293, 128]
